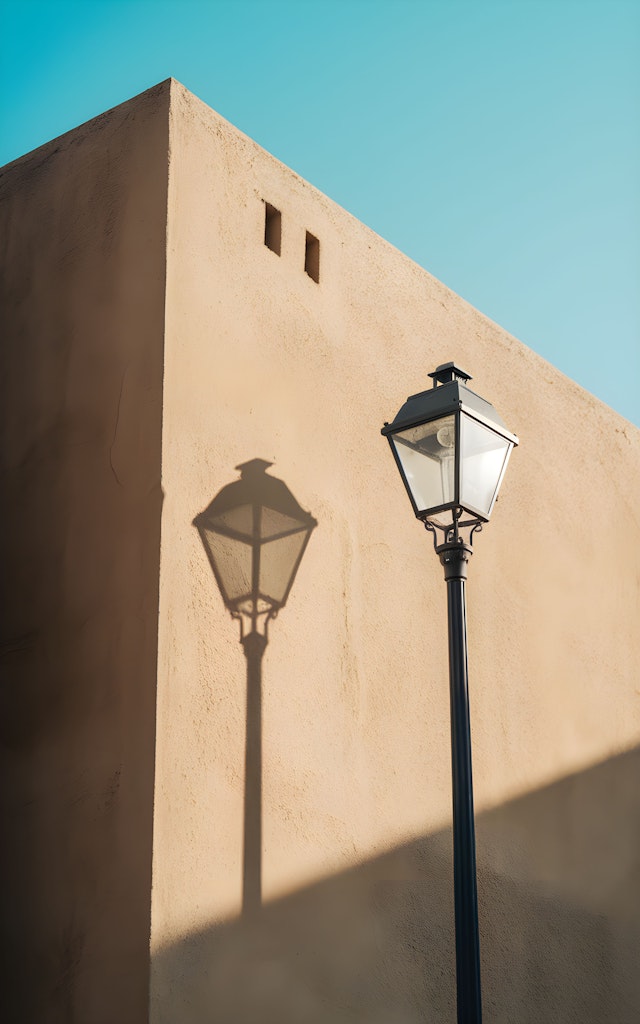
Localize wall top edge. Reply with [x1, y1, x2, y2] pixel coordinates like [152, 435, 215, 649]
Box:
[2, 76, 638, 438]
[0, 78, 174, 181]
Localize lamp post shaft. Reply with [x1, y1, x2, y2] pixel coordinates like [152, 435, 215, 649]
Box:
[440, 542, 482, 1024]
[383, 367, 515, 1022]
[241, 630, 267, 917]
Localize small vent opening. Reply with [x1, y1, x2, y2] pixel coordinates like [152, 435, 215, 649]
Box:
[264, 203, 281, 255]
[304, 231, 320, 283]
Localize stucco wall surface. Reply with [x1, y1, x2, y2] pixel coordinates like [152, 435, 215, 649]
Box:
[0, 83, 170, 1021]
[1, 76, 638, 1023]
[151, 82, 640, 1022]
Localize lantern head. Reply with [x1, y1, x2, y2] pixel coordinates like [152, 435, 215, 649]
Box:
[382, 363, 518, 527]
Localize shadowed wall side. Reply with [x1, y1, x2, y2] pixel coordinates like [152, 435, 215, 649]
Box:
[0, 83, 170, 1022]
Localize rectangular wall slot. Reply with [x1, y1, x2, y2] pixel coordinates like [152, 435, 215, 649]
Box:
[264, 202, 281, 255]
[304, 231, 320, 283]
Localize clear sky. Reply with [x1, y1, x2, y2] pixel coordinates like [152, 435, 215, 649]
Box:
[2, 0, 639, 426]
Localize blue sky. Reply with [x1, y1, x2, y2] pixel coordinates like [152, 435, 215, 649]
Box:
[2, 0, 639, 425]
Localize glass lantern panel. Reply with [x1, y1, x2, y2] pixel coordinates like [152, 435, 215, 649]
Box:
[390, 415, 456, 513]
[211, 504, 254, 541]
[260, 506, 307, 541]
[459, 415, 512, 517]
[203, 528, 253, 604]
[259, 528, 308, 605]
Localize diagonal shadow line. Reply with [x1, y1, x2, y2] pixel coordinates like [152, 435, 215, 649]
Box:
[151, 745, 640, 1024]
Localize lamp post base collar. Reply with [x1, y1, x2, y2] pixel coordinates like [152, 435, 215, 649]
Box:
[436, 540, 473, 581]
[241, 631, 268, 659]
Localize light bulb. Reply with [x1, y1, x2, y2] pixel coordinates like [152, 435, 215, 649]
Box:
[436, 424, 455, 448]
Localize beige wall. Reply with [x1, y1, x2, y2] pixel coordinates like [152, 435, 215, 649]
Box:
[1, 78, 638, 1023]
[151, 82, 640, 1022]
[0, 84, 169, 1021]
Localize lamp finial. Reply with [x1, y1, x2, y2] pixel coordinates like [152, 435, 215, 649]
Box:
[428, 363, 472, 388]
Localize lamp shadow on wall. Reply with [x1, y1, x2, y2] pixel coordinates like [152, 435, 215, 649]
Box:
[152, 745, 640, 1024]
[193, 459, 317, 919]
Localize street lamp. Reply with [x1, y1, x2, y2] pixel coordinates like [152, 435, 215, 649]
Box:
[382, 363, 518, 1024]
[194, 459, 317, 914]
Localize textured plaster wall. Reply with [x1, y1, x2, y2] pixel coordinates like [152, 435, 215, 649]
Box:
[1, 78, 638, 1023]
[151, 82, 640, 1022]
[0, 84, 169, 1021]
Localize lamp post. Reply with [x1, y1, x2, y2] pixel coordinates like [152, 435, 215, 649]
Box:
[194, 459, 316, 915]
[382, 363, 518, 1024]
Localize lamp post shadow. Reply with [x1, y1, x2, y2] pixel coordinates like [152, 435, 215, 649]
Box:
[193, 459, 316, 917]
[241, 629, 266, 916]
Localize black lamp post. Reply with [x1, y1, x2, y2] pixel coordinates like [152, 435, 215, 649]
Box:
[382, 363, 518, 1024]
[194, 459, 316, 915]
